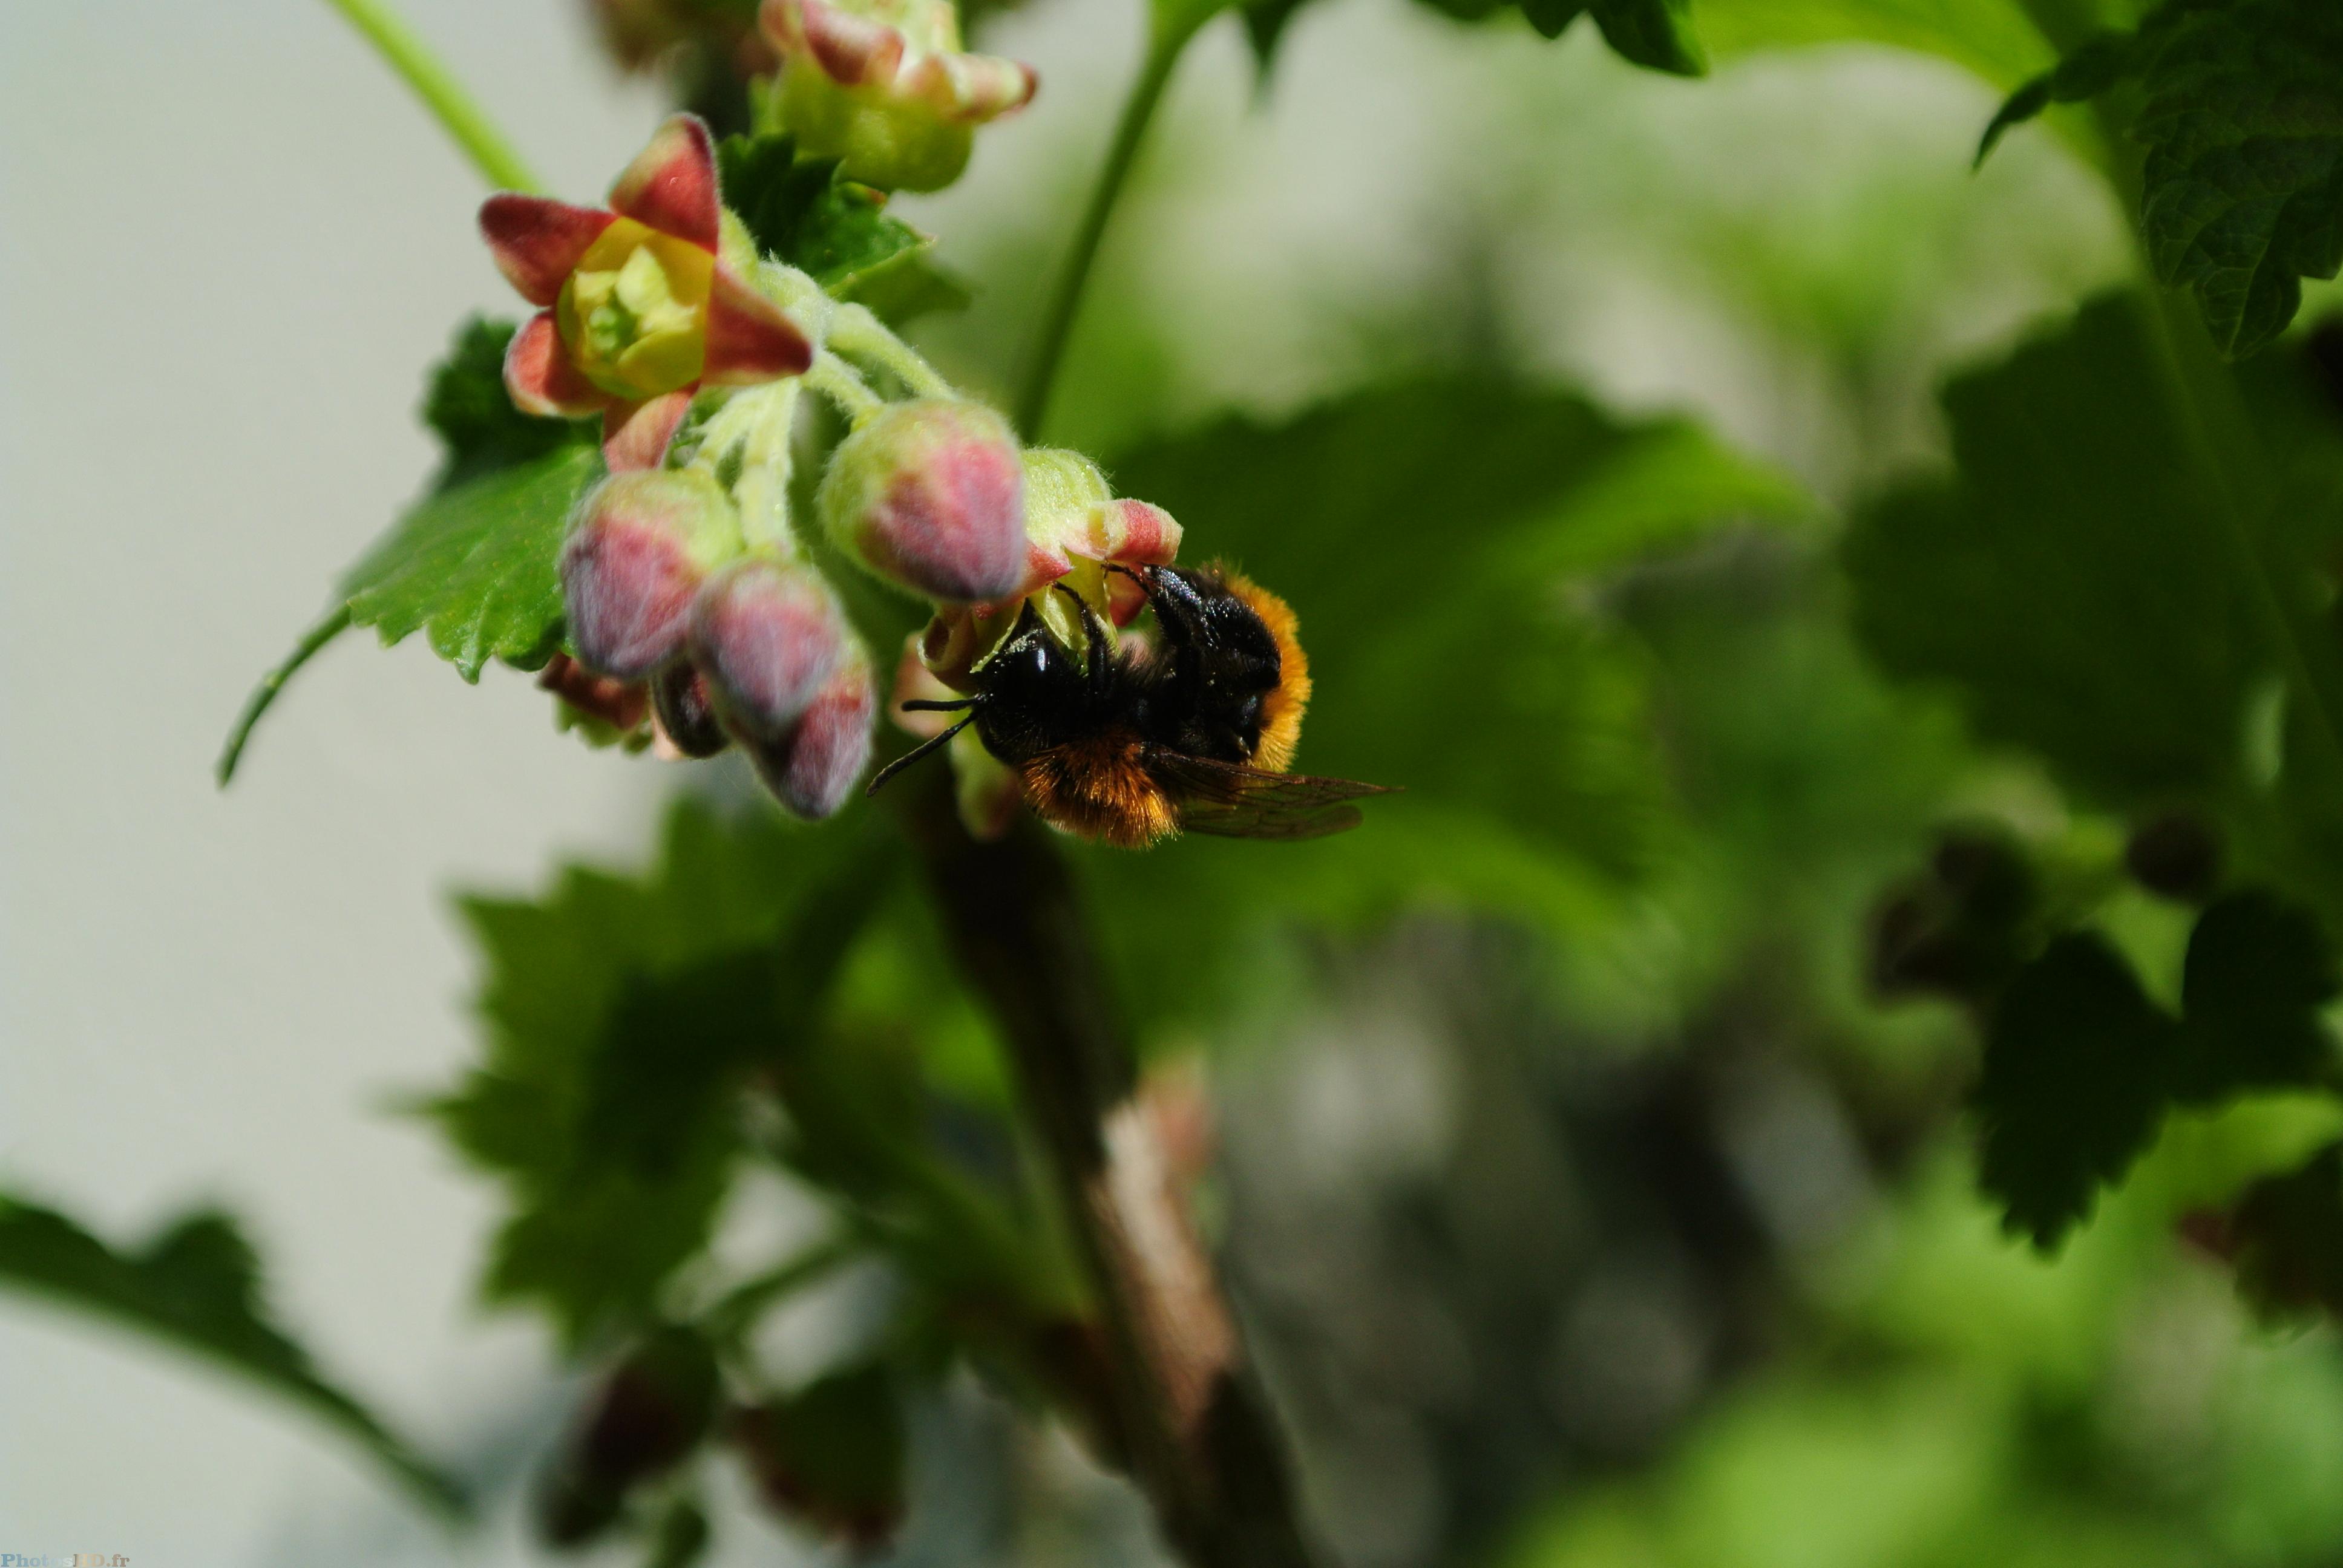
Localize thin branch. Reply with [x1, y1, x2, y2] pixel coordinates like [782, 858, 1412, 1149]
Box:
[894, 770, 1322, 1568]
[320, 0, 542, 192]
[1012, 10, 1205, 440]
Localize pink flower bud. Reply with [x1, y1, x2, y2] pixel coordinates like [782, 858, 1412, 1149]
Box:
[746, 648, 876, 819]
[818, 399, 1025, 603]
[650, 659, 730, 759]
[687, 557, 851, 740]
[561, 469, 744, 680]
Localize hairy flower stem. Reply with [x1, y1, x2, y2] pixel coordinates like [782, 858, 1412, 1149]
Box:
[895, 767, 1323, 1568]
[216, 604, 353, 786]
[1012, 6, 1208, 440]
[319, 0, 542, 192]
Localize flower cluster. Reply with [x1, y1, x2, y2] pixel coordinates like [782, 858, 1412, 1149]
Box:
[480, 100, 1194, 832]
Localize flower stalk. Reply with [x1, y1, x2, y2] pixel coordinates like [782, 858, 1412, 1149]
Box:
[319, 0, 542, 192]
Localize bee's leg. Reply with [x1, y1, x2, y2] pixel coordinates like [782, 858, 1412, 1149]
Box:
[865, 712, 977, 797]
[1051, 582, 1118, 705]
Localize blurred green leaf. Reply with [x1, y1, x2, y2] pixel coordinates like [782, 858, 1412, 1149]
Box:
[1699, 0, 2057, 90]
[2223, 1141, 2343, 1319]
[646, 1495, 713, 1568]
[0, 1195, 464, 1515]
[1417, 0, 1708, 74]
[1978, 890, 2338, 1247]
[1844, 292, 2272, 808]
[427, 801, 896, 1347]
[1093, 379, 1807, 1032]
[732, 1364, 908, 1547]
[1974, 28, 2138, 166]
[2172, 889, 2339, 1099]
[1242, 0, 1317, 74]
[1977, 932, 2178, 1249]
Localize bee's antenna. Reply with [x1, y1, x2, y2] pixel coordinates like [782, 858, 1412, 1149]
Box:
[865, 712, 978, 798]
[902, 697, 978, 713]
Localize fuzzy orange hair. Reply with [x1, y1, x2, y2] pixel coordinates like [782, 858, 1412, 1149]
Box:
[1219, 570, 1310, 774]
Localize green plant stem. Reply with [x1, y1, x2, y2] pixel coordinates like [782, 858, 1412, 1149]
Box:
[216, 604, 353, 787]
[830, 304, 960, 400]
[1012, 10, 1207, 440]
[807, 350, 886, 425]
[320, 0, 542, 192]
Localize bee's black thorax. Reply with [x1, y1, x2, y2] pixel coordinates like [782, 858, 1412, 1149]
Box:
[969, 567, 1284, 768]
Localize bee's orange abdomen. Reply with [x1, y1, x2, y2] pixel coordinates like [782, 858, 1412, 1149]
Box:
[1018, 730, 1181, 848]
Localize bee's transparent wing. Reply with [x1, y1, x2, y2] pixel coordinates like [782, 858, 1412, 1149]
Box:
[1145, 752, 1398, 841]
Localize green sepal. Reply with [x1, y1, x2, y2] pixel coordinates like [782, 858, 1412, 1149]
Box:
[717, 132, 969, 324]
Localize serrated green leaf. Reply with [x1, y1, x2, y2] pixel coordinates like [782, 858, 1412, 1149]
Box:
[1844, 293, 2273, 807]
[1974, 889, 2338, 1249]
[218, 322, 599, 782]
[2134, 0, 2343, 356]
[0, 1195, 465, 1515]
[717, 133, 964, 323]
[1974, 28, 2141, 167]
[2173, 889, 2339, 1099]
[1976, 933, 2178, 1249]
[428, 802, 896, 1348]
[340, 442, 603, 682]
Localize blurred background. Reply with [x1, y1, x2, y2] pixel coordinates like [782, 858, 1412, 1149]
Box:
[7, 0, 2339, 1565]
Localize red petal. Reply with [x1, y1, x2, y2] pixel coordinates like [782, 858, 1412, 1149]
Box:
[703, 267, 813, 384]
[602, 390, 696, 471]
[479, 195, 614, 307]
[798, 0, 904, 85]
[609, 115, 719, 252]
[505, 312, 610, 417]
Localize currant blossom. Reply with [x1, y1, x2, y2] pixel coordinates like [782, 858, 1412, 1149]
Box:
[758, 0, 1037, 192]
[479, 115, 811, 471]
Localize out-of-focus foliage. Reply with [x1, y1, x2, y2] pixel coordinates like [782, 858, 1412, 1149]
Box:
[1973, 0, 2343, 356]
[1083, 380, 1808, 1037]
[0, 1195, 465, 1515]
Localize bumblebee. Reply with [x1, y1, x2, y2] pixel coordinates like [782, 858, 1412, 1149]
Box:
[868, 564, 1391, 845]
